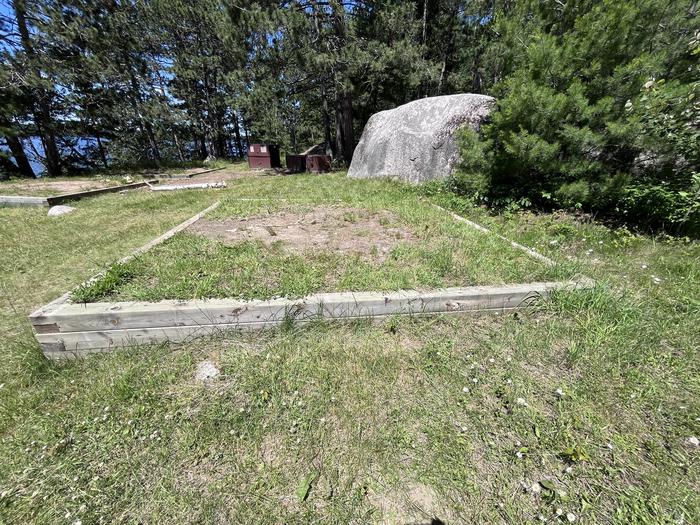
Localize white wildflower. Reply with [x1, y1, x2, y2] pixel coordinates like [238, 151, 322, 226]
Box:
[516, 397, 528, 406]
[555, 388, 564, 397]
[567, 512, 577, 522]
[462, 386, 470, 393]
[687, 436, 699, 447]
[530, 482, 541, 494]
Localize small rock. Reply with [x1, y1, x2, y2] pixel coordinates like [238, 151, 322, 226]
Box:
[194, 360, 220, 381]
[516, 397, 528, 406]
[687, 436, 699, 447]
[567, 512, 577, 522]
[47, 205, 75, 217]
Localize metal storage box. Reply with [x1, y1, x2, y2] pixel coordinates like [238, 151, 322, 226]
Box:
[285, 154, 306, 173]
[306, 154, 332, 173]
[248, 144, 281, 169]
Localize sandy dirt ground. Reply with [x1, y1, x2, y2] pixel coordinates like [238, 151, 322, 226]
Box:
[0, 179, 119, 197]
[188, 206, 416, 261]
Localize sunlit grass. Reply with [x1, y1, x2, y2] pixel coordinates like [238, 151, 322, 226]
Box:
[0, 173, 698, 523]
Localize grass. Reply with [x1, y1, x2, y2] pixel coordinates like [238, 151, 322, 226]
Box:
[0, 173, 698, 523]
[71, 181, 574, 303]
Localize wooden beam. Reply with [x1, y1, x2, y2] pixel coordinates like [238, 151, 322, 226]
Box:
[29, 201, 221, 321]
[0, 195, 48, 207]
[45, 180, 158, 206]
[32, 278, 594, 357]
[150, 182, 226, 192]
[161, 166, 226, 179]
[434, 205, 556, 267]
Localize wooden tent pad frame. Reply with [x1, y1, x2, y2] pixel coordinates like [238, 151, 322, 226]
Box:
[29, 200, 592, 358]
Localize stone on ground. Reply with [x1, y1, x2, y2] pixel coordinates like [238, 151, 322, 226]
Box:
[195, 360, 220, 382]
[47, 205, 76, 217]
[348, 93, 495, 184]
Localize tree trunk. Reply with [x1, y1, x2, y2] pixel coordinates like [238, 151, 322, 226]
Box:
[126, 64, 160, 162]
[232, 111, 244, 158]
[335, 91, 354, 165]
[95, 132, 108, 169]
[322, 84, 334, 156]
[12, 0, 62, 177]
[173, 132, 185, 161]
[5, 135, 36, 178]
[198, 135, 208, 159]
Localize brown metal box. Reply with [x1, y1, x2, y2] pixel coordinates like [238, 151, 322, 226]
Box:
[285, 154, 306, 173]
[306, 155, 332, 173]
[248, 144, 281, 169]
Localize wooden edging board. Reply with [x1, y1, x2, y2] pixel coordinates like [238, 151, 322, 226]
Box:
[0, 195, 49, 207]
[433, 204, 556, 267]
[31, 277, 594, 358]
[150, 182, 226, 192]
[29, 198, 594, 359]
[161, 166, 225, 179]
[29, 201, 221, 328]
[45, 180, 158, 206]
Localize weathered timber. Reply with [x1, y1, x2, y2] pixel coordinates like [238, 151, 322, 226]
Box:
[161, 167, 225, 179]
[31, 278, 593, 357]
[45, 180, 157, 206]
[0, 195, 48, 207]
[150, 182, 226, 192]
[434, 205, 556, 267]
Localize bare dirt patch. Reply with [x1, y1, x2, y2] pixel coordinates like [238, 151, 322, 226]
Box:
[0, 179, 115, 196]
[369, 482, 449, 524]
[188, 206, 417, 261]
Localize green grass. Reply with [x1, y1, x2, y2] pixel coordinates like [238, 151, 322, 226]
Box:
[1, 173, 698, 523]
[71, 181, 574, 302]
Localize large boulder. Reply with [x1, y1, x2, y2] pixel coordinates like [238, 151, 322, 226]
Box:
[348, 94, 495, 183]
